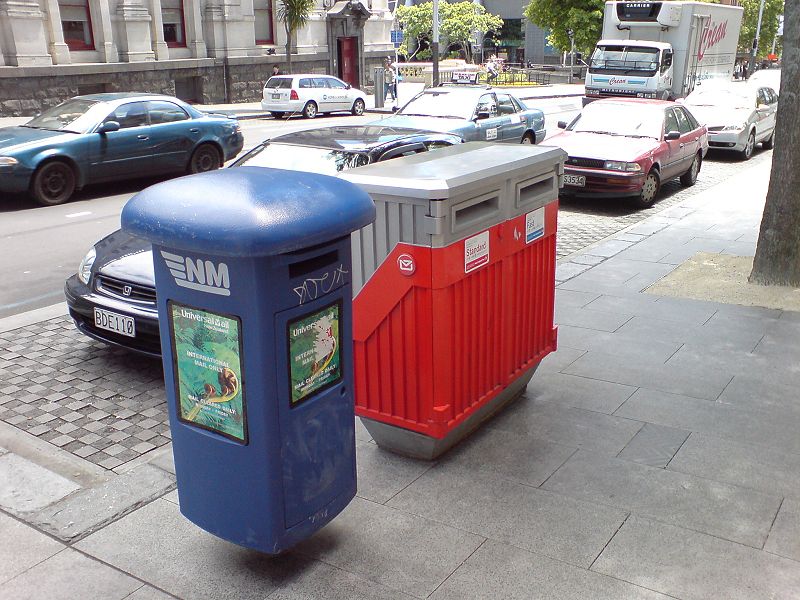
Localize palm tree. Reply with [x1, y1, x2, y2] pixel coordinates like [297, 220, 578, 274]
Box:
[278, 0, 316, 73]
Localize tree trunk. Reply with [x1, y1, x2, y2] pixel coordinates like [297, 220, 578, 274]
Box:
[284, 24, 293, 74]
[750, 0, 800, 286]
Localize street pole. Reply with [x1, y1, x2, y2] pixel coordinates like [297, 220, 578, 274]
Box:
[747, 0, 767, 77]
[567, 29, 575, 84]
[432, 0, 440, 86]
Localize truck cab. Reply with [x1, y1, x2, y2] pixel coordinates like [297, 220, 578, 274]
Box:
[586, 41, 674, 102]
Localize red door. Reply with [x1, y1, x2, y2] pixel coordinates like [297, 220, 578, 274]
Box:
[337, 37, 358, 88]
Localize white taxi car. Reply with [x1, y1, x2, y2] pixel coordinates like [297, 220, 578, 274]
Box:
[261, 74, 367, 119]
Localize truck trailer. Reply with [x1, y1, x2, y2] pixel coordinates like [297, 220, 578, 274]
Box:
[584, 1, 744, 103]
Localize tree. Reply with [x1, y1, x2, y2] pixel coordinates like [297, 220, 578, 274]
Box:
[277, 0, 315, 74]
[523, 0, 604, 54]
[750, 1, 800, 286]
[737, 0, 784, 55]
[396, 1, 503, 62]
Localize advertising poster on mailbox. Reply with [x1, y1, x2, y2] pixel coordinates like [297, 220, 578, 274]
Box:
[288, 301, 342, 405]
[169, 302, 247, 443]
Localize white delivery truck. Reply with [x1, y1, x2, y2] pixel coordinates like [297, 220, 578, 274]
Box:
[584, 1, 743, 103]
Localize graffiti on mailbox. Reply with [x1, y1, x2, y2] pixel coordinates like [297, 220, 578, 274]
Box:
[288, 302, 342, 405]
[169, 302, 247, 443]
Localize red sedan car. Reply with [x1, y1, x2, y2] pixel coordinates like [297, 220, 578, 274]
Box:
[547, 98, 708, 208]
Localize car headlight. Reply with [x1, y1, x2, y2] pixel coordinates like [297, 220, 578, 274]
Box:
[0, 156, 19, 166]
[722, 122, 748, 132]
[78, 247, 96, 285]
[604, 161, 642, 172]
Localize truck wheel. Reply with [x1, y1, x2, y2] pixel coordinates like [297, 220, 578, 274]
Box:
[680, 154, 701, 187]
[634, 170, 660, 208]
[740, 131, 755, 160]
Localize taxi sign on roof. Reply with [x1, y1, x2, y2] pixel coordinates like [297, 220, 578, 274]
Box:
[450, 71, 480, 84]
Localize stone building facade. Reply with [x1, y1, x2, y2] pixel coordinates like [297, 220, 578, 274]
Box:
[0, 0, 395, 116]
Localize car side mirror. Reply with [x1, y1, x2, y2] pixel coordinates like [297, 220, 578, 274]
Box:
[557, 120, 567, 129]
[98, 121, 120, 134]
[475, 110, 491, 121]
[665, 130, 681, 141]
[346, 83, 351, 89]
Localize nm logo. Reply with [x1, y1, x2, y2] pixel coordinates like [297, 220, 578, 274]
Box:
[160, 251, 231, 296]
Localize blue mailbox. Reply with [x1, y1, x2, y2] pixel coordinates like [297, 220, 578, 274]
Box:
[121, 167, 375, 554]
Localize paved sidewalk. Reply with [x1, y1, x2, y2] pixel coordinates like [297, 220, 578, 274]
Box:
[2, 157, 800, 599]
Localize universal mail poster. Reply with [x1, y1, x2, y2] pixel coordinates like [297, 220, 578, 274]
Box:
[170, 302, 247, 442]
[288, 302, 342, 405]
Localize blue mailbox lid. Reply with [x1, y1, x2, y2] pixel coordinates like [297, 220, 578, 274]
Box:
[121, 167, 376, 256]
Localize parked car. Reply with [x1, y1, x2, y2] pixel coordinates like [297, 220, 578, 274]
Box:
[682, 83, 777, 160]
[65, 126, 463, 356]
[370, 84, 545, 144]
[261, 74, 367, 119]
[547, 98, 708, 207]
[747, 68, 781, 92]
[0, 93, 244, 206]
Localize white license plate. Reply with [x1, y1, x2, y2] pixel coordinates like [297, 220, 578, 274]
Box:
[271, 93, 280, 99]
[94, 308, 135, 338]
[564, 174, 586, 187]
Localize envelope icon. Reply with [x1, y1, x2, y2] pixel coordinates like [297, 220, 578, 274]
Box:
[397, 254, 415, 275]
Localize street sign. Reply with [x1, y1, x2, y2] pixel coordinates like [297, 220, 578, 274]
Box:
[391, 30, 404, 44]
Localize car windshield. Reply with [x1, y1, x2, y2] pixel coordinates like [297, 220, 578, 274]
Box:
[568, 103, 662, 138]
[590, 45, 659, 73]
[230, 142, 371, 175]
[398, 91, 475, 119]
[685, 88, 754, 109]
[23, 98, 100, 132]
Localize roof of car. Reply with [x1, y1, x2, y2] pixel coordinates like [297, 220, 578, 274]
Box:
[268, 126, 462, 151]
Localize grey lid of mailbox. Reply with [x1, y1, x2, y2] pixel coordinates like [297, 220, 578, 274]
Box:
[121, 167, 375, 257]
[340, 142, 566, 199]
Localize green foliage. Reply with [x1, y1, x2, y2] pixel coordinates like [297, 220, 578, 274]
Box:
[523, 0, 604, 54]
[737, 0, 784, 54]
[277, 0, 315, 70]
[396, 1, 504, 61]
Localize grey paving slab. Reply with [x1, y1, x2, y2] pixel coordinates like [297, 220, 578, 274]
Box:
[592, 516, 800, 600]
[554, 304, 633, 332]
[488, 396, 644, 456]
[535, 345, 586, 374]
[669, 432, 800, 500]
[616, 388, 800, 456]
[555, 325, 682, 364]
[266, 558, 416, 599]
[0, 548, 142, 600]
[569, 253, 607, 266]
[32, 464, 176, 542]
[555, 261, 594, 282]
[617, 423, 690, 468]
[657, 237, 729, 264]
[387, 463, 628, 568]
[588, 294, 718, 325]
[0, 453, 79, 514]
[615, 314, 764, 353]
[126, 586, 176, 600]
[295, 497, 485, 598]
[584, 239, 635, 258]
[555, 288, 601, 309]
[438, 426, 577, 488]
[543, 450, 781, 548]
[564, 349, 732, 401]
[354, 417, 372, 443]
[526, 371, 637, 414]
[430, 539, 670, 600]
[355, 441, 432, 504]
[766, 499, 800, 562]
[76, 498, 307, 600]
[0, 512, 64, 585]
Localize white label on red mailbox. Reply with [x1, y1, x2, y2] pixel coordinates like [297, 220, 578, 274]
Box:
[397, 253, 416, 275]
[525, 207, 545, 244]
[465, 231, 490, 273]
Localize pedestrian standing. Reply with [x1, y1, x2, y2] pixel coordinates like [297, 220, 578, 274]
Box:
[272, 65, 282, 77]
[486, 56, 499, 84]
[383, 59, 396, 101]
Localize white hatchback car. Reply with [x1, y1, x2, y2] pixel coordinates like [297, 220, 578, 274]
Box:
[261, 74, 367, 119]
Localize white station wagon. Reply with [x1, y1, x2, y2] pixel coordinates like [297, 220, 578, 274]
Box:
[261, 74, 367, 119]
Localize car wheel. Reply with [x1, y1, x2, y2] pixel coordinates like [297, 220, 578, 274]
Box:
[634, 169, 660, 208]
[740, 131, 755, 160]
[520, 133, 534, 144]
[680, 153, 701, 187]
[303, 101, 318, 119]
[762, 129, 775, 150]
[30, 160, 76, 206]
[188, 143, 221, 174]
[271, 111, 285, 119]
[351, 98, 365, 116]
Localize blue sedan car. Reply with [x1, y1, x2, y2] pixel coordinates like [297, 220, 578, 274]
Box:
[0, 93, 244, 206]
[370, 84, 545, 144]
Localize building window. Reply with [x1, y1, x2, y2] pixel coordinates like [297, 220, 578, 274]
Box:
[255, 0, 275, 45]
[162, 0, 186, 47]
[58, 0, 94, 51]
